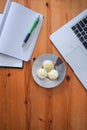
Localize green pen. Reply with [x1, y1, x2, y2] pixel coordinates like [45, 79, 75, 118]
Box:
[22, 15, 40, 47]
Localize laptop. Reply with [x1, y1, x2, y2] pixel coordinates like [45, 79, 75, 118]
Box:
[50, 9, 87, 89]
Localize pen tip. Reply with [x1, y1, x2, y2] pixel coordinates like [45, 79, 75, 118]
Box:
[22, 42, 25, 47]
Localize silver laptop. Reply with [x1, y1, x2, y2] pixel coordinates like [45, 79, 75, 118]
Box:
[50, 9, 87, 89]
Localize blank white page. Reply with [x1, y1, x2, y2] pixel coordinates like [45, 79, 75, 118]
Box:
[0, 13, 23, 68]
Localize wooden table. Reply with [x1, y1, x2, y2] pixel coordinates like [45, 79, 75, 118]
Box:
[0, 0, 87, 130]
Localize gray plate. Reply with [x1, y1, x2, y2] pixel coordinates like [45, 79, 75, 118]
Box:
[32, 54, 66, 88]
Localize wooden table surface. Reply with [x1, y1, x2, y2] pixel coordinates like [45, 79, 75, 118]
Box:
[0, 0, 87, 130]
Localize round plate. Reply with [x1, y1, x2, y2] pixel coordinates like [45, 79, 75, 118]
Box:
[32, 54, 66, 88]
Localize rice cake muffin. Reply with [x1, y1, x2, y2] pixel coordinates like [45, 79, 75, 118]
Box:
[42, 60, 54, 72]
[37, 68, 48, 79]
[48, 69, 59, 80]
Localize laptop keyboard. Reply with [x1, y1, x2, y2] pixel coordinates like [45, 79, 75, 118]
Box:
[71, 16, 87, 49]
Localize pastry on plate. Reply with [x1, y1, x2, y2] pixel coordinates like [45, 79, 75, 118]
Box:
[48, 69, 59, 80]
[37, 68, 48, 79]
[42, 60, 54, 72]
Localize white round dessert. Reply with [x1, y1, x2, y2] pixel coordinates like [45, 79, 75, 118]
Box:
[42, 60, 54, 72]
[36, 68, 48, 79]
[48, 69, 59, 80]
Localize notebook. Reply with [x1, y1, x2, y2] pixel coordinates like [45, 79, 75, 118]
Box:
[50, 9, 87, 89]
[0, 0, 44, 61]
[0, 14, 23, 68]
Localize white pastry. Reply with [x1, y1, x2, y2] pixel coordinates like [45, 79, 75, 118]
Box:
[42, 60, 54, 72]
[48, 69, 59, 80]
[37, 68, 48, 79]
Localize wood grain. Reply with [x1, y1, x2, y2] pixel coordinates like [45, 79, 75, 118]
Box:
[0, 0, 87, 130]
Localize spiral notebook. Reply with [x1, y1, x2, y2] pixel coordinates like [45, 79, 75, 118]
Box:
[0, 0, 44, 61]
